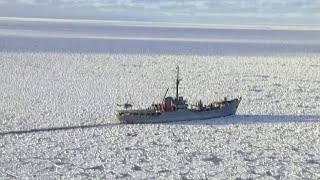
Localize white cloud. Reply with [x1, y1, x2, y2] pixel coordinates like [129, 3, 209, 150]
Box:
[1, 0, 320, 24]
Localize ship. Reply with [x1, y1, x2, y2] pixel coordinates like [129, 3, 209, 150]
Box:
[117, 66, 241, 124]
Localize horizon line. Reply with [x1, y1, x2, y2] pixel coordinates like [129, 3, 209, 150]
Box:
[1, 16, 320, 31]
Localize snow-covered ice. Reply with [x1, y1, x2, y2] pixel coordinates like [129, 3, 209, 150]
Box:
[0, 18, 320, 179]
[1, 123, 320, 179]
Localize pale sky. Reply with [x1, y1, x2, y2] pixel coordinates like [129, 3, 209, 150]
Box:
[0, 0, 320, 25]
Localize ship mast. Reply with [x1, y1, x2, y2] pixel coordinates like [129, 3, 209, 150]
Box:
[176, 66, 180, 101]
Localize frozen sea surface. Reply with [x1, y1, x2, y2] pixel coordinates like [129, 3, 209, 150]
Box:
[1, 53, 320, 179]
[1, 123, 320, 179]
[1, 18, 320, 179]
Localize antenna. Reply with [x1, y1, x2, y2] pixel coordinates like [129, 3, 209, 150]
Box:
[176, 66, 181, 101]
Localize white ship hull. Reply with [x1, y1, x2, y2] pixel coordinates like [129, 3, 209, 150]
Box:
[117, 98, 241, 124]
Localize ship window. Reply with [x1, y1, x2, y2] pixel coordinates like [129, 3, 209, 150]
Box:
[133, 113, 138, 115]
[151, 113, 155, 116]
[157, 112, 161, 115]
